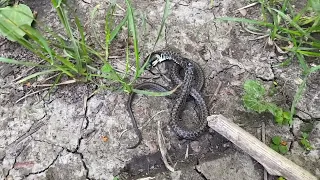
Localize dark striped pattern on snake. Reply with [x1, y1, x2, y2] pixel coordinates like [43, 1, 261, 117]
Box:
[126, 50, 208, 149]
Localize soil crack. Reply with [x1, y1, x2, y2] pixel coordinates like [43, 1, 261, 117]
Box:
[29, 93, 93, 179]
[295, 108, 320, 121]
[5, 144, 28, 178]
[194, 159, 208, 180]
[23, 149, 63, 178]
[63, 94, 92, 180]
[7, 112, 47, 149]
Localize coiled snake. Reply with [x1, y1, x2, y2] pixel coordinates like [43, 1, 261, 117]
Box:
[126, 50, 208, 149]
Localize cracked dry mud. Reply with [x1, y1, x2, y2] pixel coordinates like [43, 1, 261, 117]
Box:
[0, 0, 319, 180]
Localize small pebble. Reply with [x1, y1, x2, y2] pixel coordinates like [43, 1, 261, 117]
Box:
[190, 141, 201, 153]
[222, 142, 231, 148]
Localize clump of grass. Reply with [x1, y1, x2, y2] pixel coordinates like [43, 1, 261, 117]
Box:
[0, 0, 173, 96]
[217, 0, 320, 124]
[0, 0, 99, 84]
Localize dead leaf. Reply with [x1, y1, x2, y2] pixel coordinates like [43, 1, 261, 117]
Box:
[102, 136, 108, 142]
[281, 141, 287, 146]
[25, 82, 31, 87]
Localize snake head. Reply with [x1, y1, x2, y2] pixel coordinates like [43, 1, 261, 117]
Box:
[144, 52, 167, 70]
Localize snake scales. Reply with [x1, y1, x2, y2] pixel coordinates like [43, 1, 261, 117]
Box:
[126, 50, 208, 149]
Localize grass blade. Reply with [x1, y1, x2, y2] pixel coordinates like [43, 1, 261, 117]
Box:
[297, 50, 320, 57]
[109, 14, 128, 43]
[309, 65, 320, 73]
[153, 0, 171, 48]
[296, 53, 309, 75]
[75, 15, 89, 62]
[0, 57, 48, 67]
[125, 0, 140, 79]
[51, 0, 82, 71]
[271, 8, 308, 36]
[17, 69, 59, 83]
[123, 37, 130, 79]
[105, 2, 116, 59]
[292, 0, 311, 23]
[278, 27, 303, 36]
[43, 73, 62, 99]
[55, 55, 78, 73]
[19, 24, 54, 63]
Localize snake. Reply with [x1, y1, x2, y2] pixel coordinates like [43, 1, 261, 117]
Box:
[126, 50, 208, 149]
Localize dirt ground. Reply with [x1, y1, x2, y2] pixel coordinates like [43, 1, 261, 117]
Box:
[0, 0, 319, 180]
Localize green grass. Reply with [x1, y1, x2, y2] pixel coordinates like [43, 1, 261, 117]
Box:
[217, 0, 320, 125]
[300, 132, 313, 151]
[0, 0, 174, 97]
[242, 80, 291, 125]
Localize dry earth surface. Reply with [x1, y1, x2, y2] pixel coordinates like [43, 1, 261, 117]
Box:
[0, 0, 319, 180]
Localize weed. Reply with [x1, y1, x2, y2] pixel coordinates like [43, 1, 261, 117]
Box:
[0, 1, 92, 83]
[270, 136, 288, 154]
[243, 80, 291, 125]
[300, 132, 313, 151]
[217, 0, 320, 125]
[0, 0, 173, 96]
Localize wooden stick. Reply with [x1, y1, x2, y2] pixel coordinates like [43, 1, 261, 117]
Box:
[207, 115, 318, 180]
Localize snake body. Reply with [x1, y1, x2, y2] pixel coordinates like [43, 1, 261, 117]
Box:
[126, 82, 168, 149]
[127, 50, 208, 149]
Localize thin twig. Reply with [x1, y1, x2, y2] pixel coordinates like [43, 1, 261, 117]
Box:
[249, 34, 270, 41]
[209, 81, 222, 111]
[240, 22, 271, 41]
[38, 73, 60, 84]
[214, 81, 222, 96]
[136, 177, 155, 180]
[114, 2, 125, 12]
[185, 144, 189, 159]
[109, 55, 125, 59]
[113, 13, 125, 17]
[15, 87, 51, 103]
[235, 2, 259, 12]
[157, 121, 175, 172]
[241, 22, 267, 36]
